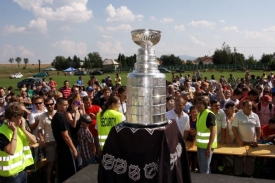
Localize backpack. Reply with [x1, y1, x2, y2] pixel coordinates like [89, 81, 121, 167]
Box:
[257, 102, 272, 112]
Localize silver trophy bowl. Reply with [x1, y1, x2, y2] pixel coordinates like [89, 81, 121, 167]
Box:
[126, 29, 167, 127]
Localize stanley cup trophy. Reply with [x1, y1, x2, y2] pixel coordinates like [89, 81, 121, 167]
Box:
[126, 29, 168, 126]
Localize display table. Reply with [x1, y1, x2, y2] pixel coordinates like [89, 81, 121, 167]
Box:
[214, 144, 247, 156]
[98, 121, 191, 183]
[246, 144, 275, 158]
[185, 141, 197, 152]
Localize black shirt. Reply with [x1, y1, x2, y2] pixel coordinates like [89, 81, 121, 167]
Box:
[0, 133, 9, 151]
[51, 112, 71, 148]
[206, 112, 216, 129]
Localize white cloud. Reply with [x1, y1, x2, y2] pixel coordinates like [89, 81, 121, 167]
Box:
[263, 26, 275, 32]
[222, 26, 238, 32]
[219, 20, 225, 23]
[189, 20, 215, 28]
[60, 25, 73, 32]
[97, 40, 124, 55]
[14, 0, 92, 23]
[3, 25, 26, 35]
[102, 35, 113, 39]
[243, 30, 272, 41]
[1, 44, 34, 58]
[52, 39, 87, 55]
[189, 36, 206, 46]
[105, 4, 144, 22]
[28, 18, 47, 34]
[150, 16, 156, 21]
[17, 45, 35, 57]
[174, 25, 185, 32]
[159, 18, 174, 23]
[95, 24, 133, 33]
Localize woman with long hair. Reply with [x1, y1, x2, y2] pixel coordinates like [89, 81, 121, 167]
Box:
[96, 96, 125, 151]
[65, 96, 84, 170]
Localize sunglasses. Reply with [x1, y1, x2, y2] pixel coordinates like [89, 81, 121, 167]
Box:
[45, 103, 54, 107]
[35, 102, 43, 105]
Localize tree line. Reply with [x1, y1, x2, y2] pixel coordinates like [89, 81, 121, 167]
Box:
[8, 57, 29, 68]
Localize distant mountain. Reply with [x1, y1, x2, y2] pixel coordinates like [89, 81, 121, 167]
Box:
[178, 55, 197, 61]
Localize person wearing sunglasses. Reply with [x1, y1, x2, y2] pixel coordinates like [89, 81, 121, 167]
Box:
[38, 98, 57, 183]
[65, 96, 84, 170]
[28, 96, 47, 139]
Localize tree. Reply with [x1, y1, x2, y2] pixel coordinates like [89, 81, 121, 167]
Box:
[87, 52, 103, 69]
[125, 54, 136, 67]
[72, 55, 81, 68]
[160, 54, 182, 66]
[15, 57, 22, 67]
[245, 55, 257, 65]
[185, 60, 193, 65]
[212, 42, 232, 65]
[199, 60, 203, 65]
[51, 56, 67, 70]
[8, 58, 14, 65]
[23, 58, 29, 67]
[259, 53, 273, 64]
[118, 54, 127, 67]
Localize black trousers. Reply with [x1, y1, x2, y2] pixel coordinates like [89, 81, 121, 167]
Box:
[56, 146, 76, 183]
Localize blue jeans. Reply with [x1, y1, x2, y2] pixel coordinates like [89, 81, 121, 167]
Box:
[82, 157, 96, 167]
[0, 171, 27, 183]
[197, 147, 214, 174]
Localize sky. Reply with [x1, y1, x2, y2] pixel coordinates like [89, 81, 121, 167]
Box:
[1, 0, 275, 64]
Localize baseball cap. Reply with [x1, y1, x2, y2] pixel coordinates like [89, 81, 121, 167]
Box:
[80, 91, 88, 98]
[86, 86, 94, 91]
[261, 95, 272, 102]
[80, 114, 92, 124]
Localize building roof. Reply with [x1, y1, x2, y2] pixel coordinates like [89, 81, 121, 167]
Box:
[103, 59, 119, 65]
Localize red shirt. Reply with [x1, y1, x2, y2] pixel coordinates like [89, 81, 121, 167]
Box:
[85, 105, 101, 137]
[49, 80, 57, 91]
[261, 124, 275, 143]
[59, 87, 71, 98]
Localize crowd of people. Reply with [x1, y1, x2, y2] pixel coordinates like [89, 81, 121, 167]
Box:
[0, 69, 275, 182]
[0, 73, 126, 183]
[166, 70, 275, 176]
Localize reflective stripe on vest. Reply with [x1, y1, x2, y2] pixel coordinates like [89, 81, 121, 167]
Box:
[0, 146, 30, 161]
[98, 135, 108, 140]
[196, 109, 217, 149]
[0, 154, 33, 171]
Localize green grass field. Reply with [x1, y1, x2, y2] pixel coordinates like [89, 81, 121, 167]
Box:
[1, 67, 268, 94]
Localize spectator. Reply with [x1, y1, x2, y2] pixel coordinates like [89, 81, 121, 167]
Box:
[38, 98, 57, 183]
[118, 86, 127, 116]
[261, 119, 275, 144]
[0, 102, 36, 182]
[255, 95, 274, 126]
[76, 76, 84, 87]
[48, 77, 57, 91]
[78, 114, 96, 167]
[58, 80, 72, 99]
[51, 98, 77, 183]
[224, 102, 236, 145]
[114, 73, 121, 85]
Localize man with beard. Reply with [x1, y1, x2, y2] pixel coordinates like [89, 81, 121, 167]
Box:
[38, 98, 57, 183]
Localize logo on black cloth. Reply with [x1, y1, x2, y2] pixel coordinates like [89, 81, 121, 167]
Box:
[170, 143, 182, 170]
[144, 162, 158, 179]
[102, 154, 115, 170]
[128, 164, 140, 181]
[113, 158, 127, 174]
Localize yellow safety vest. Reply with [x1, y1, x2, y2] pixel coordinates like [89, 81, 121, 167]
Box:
[96, 110, 123, 150]
[0, 124, 34, 177]
[195, 109, 217, 149]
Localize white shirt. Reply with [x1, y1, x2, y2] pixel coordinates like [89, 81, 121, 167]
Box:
[214, 109, 227, 142]
[37, 112, 55, 142]
[232, 111, 261, 142]
[29, 108, 47, 138]
[119, 102, 127, 115]
[224, 98, 239, 109]
[165, 109, 190, 136]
